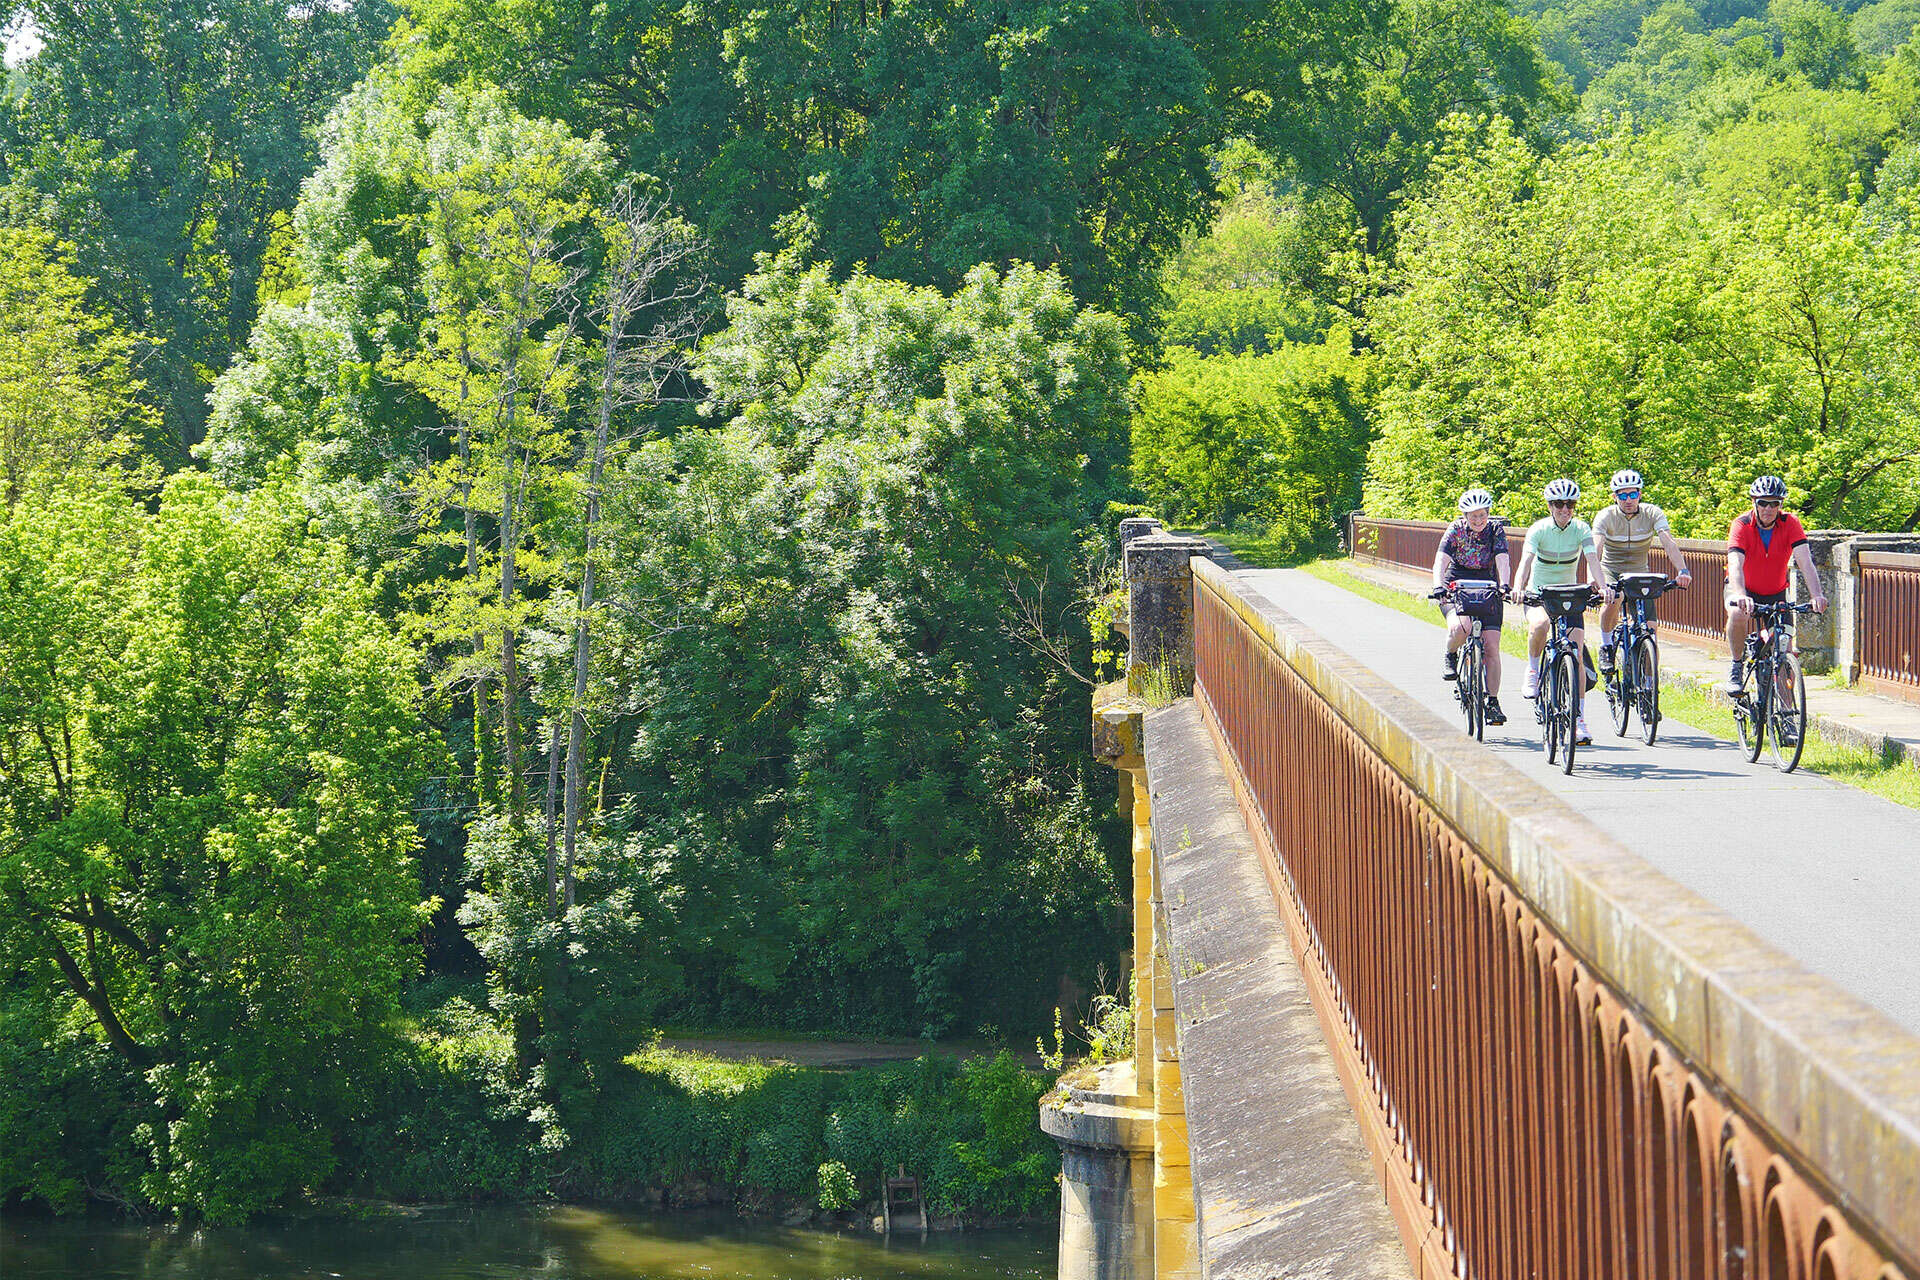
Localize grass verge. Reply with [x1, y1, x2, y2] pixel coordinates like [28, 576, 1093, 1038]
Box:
[1298, 560, 1920, 812]
[1188, 527, 1314, 570]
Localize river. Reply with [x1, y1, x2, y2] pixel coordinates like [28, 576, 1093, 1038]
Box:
[0, 1205, 1056, 1279]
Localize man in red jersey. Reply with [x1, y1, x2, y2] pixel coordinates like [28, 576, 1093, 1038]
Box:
[1722, 475, 1826, 691]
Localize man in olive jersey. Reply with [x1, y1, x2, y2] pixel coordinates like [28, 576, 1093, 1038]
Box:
[1592, 469, 1693, 675]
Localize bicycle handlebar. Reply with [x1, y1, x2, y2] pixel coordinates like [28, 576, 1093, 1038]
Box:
[1519, 590, 1603, 608]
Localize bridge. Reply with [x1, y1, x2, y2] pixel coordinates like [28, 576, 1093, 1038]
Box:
[1041, 518, 1920, 1280]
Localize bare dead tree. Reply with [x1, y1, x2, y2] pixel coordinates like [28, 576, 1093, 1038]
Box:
[562, 185, 709, 908]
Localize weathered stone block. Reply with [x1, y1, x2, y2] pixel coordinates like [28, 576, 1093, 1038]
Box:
[1125, 533, 1213, 693]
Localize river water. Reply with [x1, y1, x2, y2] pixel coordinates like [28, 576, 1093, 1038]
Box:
[0, 1205, 1056, 1279]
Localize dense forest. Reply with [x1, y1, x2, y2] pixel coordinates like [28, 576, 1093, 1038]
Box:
[2, 0, 1917, 1226]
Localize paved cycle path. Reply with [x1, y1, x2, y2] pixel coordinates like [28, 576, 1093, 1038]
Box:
[1239, 567, 1920, 1038]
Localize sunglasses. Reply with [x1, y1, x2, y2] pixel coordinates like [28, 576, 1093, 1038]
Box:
[1549, 500, 1576, 509]
[1614, 490, 1641, 500]
[1756, 499, 1783, 508]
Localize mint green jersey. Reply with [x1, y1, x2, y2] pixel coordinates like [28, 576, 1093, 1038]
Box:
[1523, 516, 1594, 588]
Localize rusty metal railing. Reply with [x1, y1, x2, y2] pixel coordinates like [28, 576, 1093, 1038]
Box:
[1858, 552, 1920, 704]
[1352, 517, 1449, 573]
[1190, 558, 1918, 1280]
[1354, 515, 1732, 648]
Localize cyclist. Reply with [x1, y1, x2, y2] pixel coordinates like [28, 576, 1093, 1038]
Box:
[1592, 469, 1693, 675]
[1723, 475, 1826, 691]
[1511, 478, 1614, 744]
[1431, 487, 1512, 725]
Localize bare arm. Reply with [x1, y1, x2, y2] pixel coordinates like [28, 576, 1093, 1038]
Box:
[1433, 548, 1454, 592]
[1657, 528, 1693, 585]
[1512, 549, 1535, 597]
[1496, 549, 1512, 591]
[1728, 549, 1750, 613]
[1791, 542, 1828, 611]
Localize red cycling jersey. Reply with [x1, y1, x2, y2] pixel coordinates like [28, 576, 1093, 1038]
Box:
[1727, 511, 1807, 596]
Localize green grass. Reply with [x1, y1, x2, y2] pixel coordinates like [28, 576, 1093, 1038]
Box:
[1187, 527, 1317, 569]
[1299, 559, 1920, 812]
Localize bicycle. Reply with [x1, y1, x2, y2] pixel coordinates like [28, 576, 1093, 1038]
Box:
[1731, 599, 1816, 772]
[1522, 584, 1601, 775]
[1430, 581, 1504, 740]
[1601, 573, 1683, 745]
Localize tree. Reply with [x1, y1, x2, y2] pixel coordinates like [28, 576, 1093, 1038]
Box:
[0, 477, 435, 1220]
[1, 0, 394, 459]
[594, 261, 1130, 1036]
[0, 224, 156, 506]
[1131, 338, 1374, 554]
[1250, 0, 1568, 252]
[394, 0, 1223, 337]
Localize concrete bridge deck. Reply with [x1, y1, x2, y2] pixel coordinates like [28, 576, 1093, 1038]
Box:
[1239, 565, 1920, 1039]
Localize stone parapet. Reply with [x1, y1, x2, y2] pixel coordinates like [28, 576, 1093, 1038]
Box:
[1143, 699, 1415, 1279]
[1125, 533, 1213, 694]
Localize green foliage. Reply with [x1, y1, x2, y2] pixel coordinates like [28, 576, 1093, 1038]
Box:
[1157, 168, 1353, 354]
[0, 224, 157, 506]
[595, 261, 1130, 1039]
[817, 1160, 858, 1212]
[569, 1046, 1055, 1219]
[1364, 117, 1920, 533]
[395, 0, 1220, 342]
[1248, 0, 1568, 250]
[0, 0, 394, 458]
[1132, 338, 1373, 558]
[0, 477, 437, 1220]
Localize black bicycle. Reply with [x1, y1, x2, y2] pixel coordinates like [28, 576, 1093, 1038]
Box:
[1430, 581, 1504, 740]
[1601, 573, 1683, 745]
[1523, 584, 1601, 774]
[1732, 599, 1816, 772]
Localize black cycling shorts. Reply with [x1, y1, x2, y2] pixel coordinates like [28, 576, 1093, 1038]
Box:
[1442, 579, 1505, 631]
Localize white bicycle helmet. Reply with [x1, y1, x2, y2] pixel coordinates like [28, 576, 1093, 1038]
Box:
[1749, 474, 1787, 499]
[1543, 477, 1581, 503]
[1609, 469, 1643, 493]
[1457, 488, 1495, 513]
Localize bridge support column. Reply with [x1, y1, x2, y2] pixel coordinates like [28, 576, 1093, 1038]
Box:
[1149, 907, 1198, 1280]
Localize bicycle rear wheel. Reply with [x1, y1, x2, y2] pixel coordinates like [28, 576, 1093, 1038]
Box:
[1768, 653, 1807, 773]
[1635, 636, 1661, 746]
[1608, 662, 1631, 737]
[1556, 652, 1580, 774]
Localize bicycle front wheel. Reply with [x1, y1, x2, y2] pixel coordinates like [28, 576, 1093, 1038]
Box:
[1768, 653, 1807, 773]
[1556, 652, 1581, 774]
[1738, 662, 1766, 762]
[1542, 658, 1560, 763]
[1635, 636, 1661, 746]
[1467, 649, 1486, 741]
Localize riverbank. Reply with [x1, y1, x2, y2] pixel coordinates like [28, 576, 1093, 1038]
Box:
[3, 1022, 1062, 1230]
[1, 1202, 1056, 1280]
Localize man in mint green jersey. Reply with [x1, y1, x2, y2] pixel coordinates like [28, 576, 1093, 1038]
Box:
[1510, 478, 1614, 744]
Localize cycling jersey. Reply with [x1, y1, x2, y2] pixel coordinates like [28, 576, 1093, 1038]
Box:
[1593, 502, 1670, 578]
[1523, 516, 1594, 588]
[1728, 512, 1806, 596]
[1438, 517, 1509, 580]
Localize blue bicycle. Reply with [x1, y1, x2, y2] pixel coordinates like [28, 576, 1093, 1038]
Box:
[1522, 584, 1601, 775]
[1601, 573, 1682, 745]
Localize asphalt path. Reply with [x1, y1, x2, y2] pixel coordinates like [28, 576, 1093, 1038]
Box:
[1239, 567, 1920, 1038]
